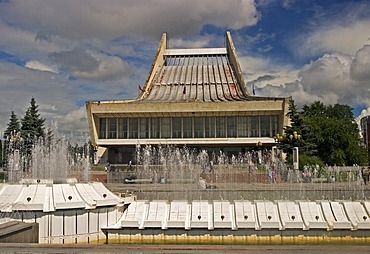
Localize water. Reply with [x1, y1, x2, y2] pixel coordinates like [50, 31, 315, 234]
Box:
[115, 145, 369, 201]
[5, 132, 90, 183]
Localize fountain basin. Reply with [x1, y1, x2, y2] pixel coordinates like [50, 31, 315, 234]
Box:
[102, 199, 370, 245]
[0, 180, 128, 243]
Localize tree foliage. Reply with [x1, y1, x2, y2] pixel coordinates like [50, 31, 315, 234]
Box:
[4, 111, 20, 139]
[277, 97, 316, 156]
[279, 99, 367, 167]
[2, 98, 47, 172]
[302, 101, 367, 166]
[20, 98, 45, 140]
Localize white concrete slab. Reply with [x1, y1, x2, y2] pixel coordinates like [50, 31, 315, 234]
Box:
[213, 201, 233, 229]
[277, 201, 304, 229]
[234, 200, 257, 229]
[12, 184, 50, 211]
[190, 200, 211, 229]
[143, 200, 168, 229]
[167, 200, 188, 229]
[256, 201, 280, 229]
[343, 201, 370, 230]
[0, 185, 23, 212]
[320, 201, 351, 230]
[44, 185, 54, 212]
[90, 182, 123, 207]
[299, 201, 327, 230]
[53, 184, 86, 210]
[121, 200, 148, 228]
[75, 183, 99, 208]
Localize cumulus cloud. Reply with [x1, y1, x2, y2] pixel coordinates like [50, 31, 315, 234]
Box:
[58, 107, 88, 133]
[299, 20, 370, 56]
[350, 45, 370, 81]
[293, 1, 370, 58]
[239, 55, 298, 94]
[250, 44, 370, 108]
[0, 0, 259, 40]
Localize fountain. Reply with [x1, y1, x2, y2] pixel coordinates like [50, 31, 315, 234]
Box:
[5, 132, 90, 183]
[103, 145, 370, 245]
[1, 139, 369, 245]
[0, 132, 128, 244]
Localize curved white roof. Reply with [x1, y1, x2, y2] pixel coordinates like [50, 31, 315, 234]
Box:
[112, 200, 370, 231]
[0, 180, 124, 212]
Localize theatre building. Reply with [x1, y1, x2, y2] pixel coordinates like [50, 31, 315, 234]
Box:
[86, 32, 290, 164]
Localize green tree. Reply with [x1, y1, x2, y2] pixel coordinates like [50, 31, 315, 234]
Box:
[19, 98, 46, 171]
[302, 101, 367, 166]
[4, 111, 21, 139]
[278, 97, 316, 156]
[2, 111, 21, 168]
[20, 98, 45, 140]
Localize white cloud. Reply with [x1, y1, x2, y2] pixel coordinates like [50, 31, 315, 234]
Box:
[350, 44, 370, 81]
[169, 35, 216, 49]
[0, 21, 75, 59]
[251, 44, 370, 109]
[239, 55, 298, 91]
[58, 107, 88, 133]
[25, 60, 58, 73]
[294, 12, 370, 58]
[0, 0, 259, 40]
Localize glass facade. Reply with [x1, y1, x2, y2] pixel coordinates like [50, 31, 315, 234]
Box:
[98, 115, 279, 139]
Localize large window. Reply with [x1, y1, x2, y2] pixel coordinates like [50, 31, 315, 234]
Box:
[216, 117, 226, 138]
[183, 117, 192, 138]
[260, 116, 270, 137]
[118, 118, 127, 138]
[129, 118, 138, 138]
[271, 115, 278, 137]
[227, 116, 237, 137]
[205, 117, 215, 138]
[140, 118, 149, 138]
[151, 118, 160, 138]
[99, 115, 279, 139]
[161, 117, 171, 138]
[172, 117, 182, 138]
[194, 117, 204, 138]
[238, 116, 248, 137]
[250, 116, 259, 137]
[108, 118, 117, 139]
[99, 118, 106, 138]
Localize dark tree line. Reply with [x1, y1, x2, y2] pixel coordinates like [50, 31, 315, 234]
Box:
[1, 98, 46, 171]
[0, 97, 94, 172]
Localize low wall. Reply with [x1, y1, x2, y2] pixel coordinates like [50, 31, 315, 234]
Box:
[0, 221, 39, 243]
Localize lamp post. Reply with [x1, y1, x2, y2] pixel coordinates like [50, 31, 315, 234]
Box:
[272, 134, 283, 163]
[289, 131, 301, 170]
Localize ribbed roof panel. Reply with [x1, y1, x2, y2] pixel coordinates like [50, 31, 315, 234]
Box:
[141, 53, 249, 102]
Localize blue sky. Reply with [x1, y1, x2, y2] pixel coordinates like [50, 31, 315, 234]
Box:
[0, 0, 370, 139]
